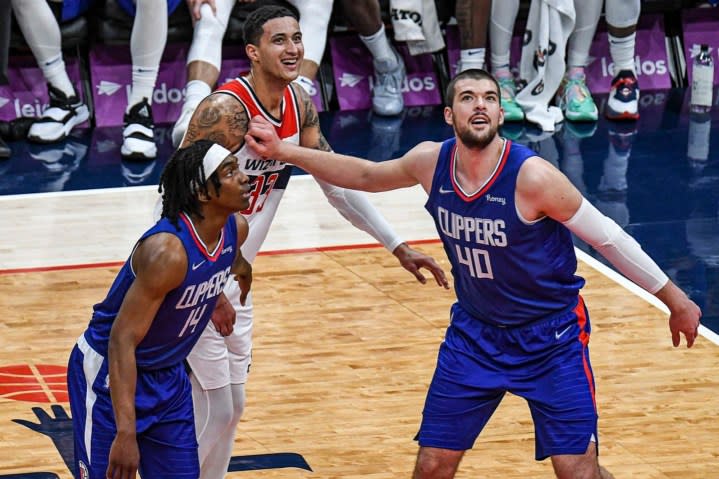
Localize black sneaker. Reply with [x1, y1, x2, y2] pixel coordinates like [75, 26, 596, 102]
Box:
[27, 84, 89, 143]
[121, 98, 157, 160]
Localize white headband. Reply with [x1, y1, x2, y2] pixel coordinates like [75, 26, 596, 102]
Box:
[203, 144, 232, 178]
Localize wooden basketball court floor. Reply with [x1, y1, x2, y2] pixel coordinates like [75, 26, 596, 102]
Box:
[1, 177, 718, 478]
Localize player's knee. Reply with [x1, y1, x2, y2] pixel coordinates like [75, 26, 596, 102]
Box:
[413, 448, 460, 479]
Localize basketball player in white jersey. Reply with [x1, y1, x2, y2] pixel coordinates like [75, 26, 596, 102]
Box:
[179, 6, 448, 478]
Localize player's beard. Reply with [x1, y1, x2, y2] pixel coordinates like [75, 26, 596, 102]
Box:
[455, 121, 498, 150]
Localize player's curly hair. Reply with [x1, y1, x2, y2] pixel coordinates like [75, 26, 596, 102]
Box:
[243, 5, 299, 46]
[158, 140, 222, 229]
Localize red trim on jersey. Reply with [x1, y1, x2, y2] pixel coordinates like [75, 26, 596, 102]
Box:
[450, 139, 511, 202]
[575, 295, 597, 411]
[215, 77, 300, 140]
[179, 213, 224, 262]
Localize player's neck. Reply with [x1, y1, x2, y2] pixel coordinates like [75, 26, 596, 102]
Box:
[246, 70, 286, 116]
[454, 135, 505, 189]
[186, 212, 227, 253]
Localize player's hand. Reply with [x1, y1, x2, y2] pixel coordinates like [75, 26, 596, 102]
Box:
[106, 431, 139, 479]
[668, 297, 702, 348]
[186, 0, 216, 22]
[392, 243, 449, 289]
[233, 257, 253, 306]
[211, 292, 236, 336]
[245, 115, 282, 160]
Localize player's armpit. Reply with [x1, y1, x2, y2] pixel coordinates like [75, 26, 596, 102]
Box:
[182, 93, 250, 151]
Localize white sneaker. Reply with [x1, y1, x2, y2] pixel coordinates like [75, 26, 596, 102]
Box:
[28, 85, 89, 143]
[121, 98, 157, 161]
[372, 49, 406, 116]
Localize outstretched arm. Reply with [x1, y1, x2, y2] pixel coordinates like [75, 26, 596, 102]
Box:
[517, 157, 701, 348]
[283, 87, 448, 288]
[107, 234, 187, 478]
[247, 107, 439, 192]
[181, 92, 250, 151]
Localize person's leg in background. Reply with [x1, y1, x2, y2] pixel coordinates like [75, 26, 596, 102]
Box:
[287, 0, 333, 96]
[121, 0, 168, 160]
[604, 0, 641, 120]
[455, 0, 490, 74]
[556, 0, 603, 122]
[489, 0, 523, 121]
[339, 0, 405, 116]
[12, 0, 89, 143]
[171, 0, 237, 147]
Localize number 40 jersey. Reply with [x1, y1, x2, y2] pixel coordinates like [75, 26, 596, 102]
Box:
[425, 137, 585, 328]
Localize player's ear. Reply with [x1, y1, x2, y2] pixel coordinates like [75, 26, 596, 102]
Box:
[443, 106, 454, 126]
[246, 43, 259, 63]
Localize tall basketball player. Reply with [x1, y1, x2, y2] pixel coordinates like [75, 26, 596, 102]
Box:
[179, 6, 448, 478]
[67, 141, 252, 478]
[245, 68, 702, 479]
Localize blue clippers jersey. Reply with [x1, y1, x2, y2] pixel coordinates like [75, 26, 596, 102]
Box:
[85, 213, 238, 369]
[425, 138, 585, 327]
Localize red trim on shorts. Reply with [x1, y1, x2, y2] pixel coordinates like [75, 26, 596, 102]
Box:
[575, 295, 596, 410]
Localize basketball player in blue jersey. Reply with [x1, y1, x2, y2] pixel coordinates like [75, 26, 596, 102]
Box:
[245, 68, 702, 479]
[66, 140, 253, 479]
[178, 7, 447, 478]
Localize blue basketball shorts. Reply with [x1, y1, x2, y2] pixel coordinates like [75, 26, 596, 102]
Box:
[116, 0, 183, 17]
[416, 296, 597, 460]
[67, 334, 200, 479]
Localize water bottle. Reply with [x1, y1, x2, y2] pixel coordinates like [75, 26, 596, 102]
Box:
[690, 44, 714, 113]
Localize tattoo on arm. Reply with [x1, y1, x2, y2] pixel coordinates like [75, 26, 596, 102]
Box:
[302, 96, 320, 130]
[182, 94, 249, 151]
[198, 107, 221, 128]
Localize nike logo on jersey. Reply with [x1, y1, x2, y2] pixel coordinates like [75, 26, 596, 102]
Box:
[192, 261, 206, 271]
[221, 245, 234, 255]
[439, 186, 454, 194]
[555, 325, 573, 339]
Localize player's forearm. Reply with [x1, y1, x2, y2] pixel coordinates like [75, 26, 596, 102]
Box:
[278, 143, 381, 191]
[108, 335, 138, 435]
[653, 280, 692, 315]
[563, 198, 668, 294]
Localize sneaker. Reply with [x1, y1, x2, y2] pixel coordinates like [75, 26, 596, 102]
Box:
[171, 103, 196, 148]
[121, 98, 157, 161]
[27, 85, 89, 143]
[372, 49, 405, 116]
[556, 71, 598, 122]
[497, 76, 525, 122]
[605, 70, 640, 121]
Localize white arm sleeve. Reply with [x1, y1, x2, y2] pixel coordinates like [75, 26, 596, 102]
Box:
[562, 198, 669, 294]
[316, 179, 404, 253]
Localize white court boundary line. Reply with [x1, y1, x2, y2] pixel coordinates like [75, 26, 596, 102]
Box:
[0, 174, 321, 202]
[0, 185, 158, 201]
[575, 248, 719, 347]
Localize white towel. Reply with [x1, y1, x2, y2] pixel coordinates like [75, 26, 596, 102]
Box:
[516, 0, 575, 131]
[389, 0, 445, 55]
